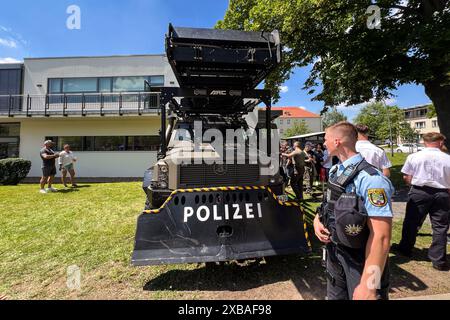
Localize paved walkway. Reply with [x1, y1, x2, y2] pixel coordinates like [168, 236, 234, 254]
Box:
[396, 293, 450, 300]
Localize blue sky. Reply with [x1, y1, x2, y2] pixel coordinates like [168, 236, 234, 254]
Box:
[0, 0, 431, 120]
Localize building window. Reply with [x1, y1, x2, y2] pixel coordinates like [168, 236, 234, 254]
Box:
[147, 76, 164, 86]
[49, 79, 62, 94]
[99, 78, 113, 92]
[415, 121, 426, 129]
[0, 123, 20, 137]
[57, 137, 83, 151]
[48, 76, 164, 94]
[417, 109, 427, 117]
[0, 123, 20, 159]
[432, 120, 438, 128]
[287, 119, 291, 125]
[63, 78, 98, 93]
[45, 136, 160, 152]
[113, 76, 149, 92]
[279, 119, 283, 124]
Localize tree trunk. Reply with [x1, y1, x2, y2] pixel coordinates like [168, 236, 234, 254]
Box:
[424, 80, 450, 149]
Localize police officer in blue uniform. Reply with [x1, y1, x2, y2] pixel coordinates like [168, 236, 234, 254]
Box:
[314, 122, 394, 300]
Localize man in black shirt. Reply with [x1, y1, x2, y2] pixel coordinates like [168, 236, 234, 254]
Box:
[40, 140, 60, 194]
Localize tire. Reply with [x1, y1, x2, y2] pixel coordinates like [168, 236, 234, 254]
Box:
[205, 262, 225, 269]
[396, 149, 403, 153]
[144, 198, 163, 210]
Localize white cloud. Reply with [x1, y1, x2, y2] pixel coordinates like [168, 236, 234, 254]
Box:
[0, 25, 27, 47]
[279, 85, 289, 93]
[0, 57, 22, 64]
[0, 25, 11, 32]
[0, 38, 17, 48]
[384, 98, 397, 105]
[336, 97, 397, 111]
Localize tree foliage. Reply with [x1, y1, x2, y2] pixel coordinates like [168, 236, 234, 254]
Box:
[354, 102, 406, 141]
[399, 121, 420, 142]
[427, 104, 437, 118]
[216, 0, 450, 145]
[322, 108, 348, 128]
[284, 120, 311, 138]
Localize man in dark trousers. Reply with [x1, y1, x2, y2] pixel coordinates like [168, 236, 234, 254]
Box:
[40, 140, 60, 194]
[282, 141, 306, 201]
[392, 132, 450, 271]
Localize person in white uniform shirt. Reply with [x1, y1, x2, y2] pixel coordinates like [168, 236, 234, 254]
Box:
[58, 144, 78, 188]
[355, 124, 392, 177]
[392, 132, 450, 271]
[321, 146, 333, 180]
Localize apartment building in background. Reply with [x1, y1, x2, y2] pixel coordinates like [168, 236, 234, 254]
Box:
[403, 104, 440, 142]
[271, 107, 322, 137]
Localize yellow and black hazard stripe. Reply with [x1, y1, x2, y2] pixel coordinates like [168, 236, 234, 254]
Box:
[143, 185, 299, 214]
[142, 185, 311, 249]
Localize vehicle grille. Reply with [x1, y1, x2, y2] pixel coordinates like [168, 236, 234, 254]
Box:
[179, 164, 260, 187]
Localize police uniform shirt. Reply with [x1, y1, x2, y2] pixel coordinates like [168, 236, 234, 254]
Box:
[401, 147, 450, 189]
[331, 153, 395, 218]
[355, 140, 392, 170]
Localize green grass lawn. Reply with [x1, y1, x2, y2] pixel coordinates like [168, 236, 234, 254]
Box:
[387, 153, 409, 190]
[0, 183, 200, 299]
[0, 180, 448, 300]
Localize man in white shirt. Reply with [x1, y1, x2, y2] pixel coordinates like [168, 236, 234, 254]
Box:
[392, 132, 450, 271]
[58, 144, 78, 188]
[355, 124, 392, 177]
[321, 147, 333, 180]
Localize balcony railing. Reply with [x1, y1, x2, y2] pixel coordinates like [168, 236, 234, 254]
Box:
[0, 92, 161, 117]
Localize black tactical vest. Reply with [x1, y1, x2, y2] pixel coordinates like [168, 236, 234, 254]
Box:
[320, 159, 378, 249]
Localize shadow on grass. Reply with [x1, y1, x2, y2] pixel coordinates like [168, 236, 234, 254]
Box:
[56, 185, 92, 193]
[143, 202, 327, 299]
[143, 199, 430, 298]
[143, 254, 328, 299]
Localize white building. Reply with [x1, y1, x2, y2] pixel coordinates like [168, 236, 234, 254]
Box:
[271, 107, 322, 137]
[0, 55, 178, 178]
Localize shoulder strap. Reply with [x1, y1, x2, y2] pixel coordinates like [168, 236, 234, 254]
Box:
[361, 163, 378, 176]
[335, 159, 376, 188]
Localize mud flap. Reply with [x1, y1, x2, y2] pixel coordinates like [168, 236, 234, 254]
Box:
[132, 186, 311, 266]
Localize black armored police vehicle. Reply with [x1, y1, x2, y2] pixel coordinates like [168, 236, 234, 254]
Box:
[131, 24, 311, 266]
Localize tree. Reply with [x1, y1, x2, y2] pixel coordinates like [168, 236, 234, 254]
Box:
[399, 122, 420, 143]
[354, 102, 406, 142]
[427, 104, 437, 118]
[284, 120, 311, 138]
[216, 0, 450, 147]
[322, 108, 348, 129]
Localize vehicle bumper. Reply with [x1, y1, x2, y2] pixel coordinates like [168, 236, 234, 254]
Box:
[132, 186, 311, 266]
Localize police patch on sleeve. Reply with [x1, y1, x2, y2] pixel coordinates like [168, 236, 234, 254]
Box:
[368, 189, 388, 207]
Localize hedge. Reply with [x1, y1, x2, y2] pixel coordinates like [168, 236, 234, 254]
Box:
[0, 158, 32, 185]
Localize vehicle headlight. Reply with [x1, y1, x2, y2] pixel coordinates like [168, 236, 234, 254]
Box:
[156, 162, 169, 189]
[159, 163, 169, 173]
